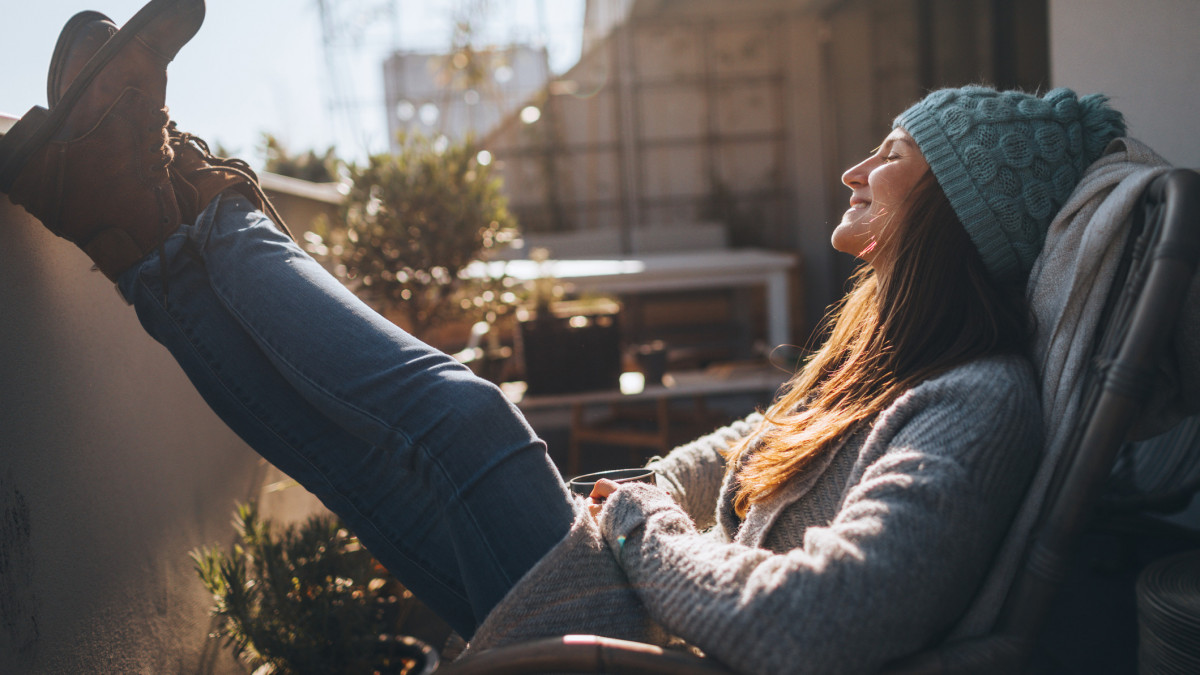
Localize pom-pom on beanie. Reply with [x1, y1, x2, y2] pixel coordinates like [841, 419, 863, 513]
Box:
[894, 86, 1125, 283]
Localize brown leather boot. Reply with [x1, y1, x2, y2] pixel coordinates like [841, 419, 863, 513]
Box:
[43, 10, 293, 240]
[0, 0, 205, 281]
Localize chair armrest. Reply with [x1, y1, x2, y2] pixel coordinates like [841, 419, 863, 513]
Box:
[439, 635, 733, 675]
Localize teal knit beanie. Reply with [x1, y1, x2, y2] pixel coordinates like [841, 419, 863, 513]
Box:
[894, 86, 1126, 283]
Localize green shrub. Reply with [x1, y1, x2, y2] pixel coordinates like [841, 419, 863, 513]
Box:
[331, 134, 520, 341]
[192, 503, 443, 674]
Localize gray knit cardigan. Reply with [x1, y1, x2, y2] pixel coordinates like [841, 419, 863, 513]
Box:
[469, 355, 1042, 674]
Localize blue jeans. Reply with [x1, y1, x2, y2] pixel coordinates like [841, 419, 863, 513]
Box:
[117, 193, 576, 638]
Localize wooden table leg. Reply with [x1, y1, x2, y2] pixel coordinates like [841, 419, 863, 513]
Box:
[568, 403, 585, 477]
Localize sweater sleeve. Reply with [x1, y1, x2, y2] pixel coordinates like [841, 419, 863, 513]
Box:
[645, 412, 762, 531]
[598, 360, 1041, 675]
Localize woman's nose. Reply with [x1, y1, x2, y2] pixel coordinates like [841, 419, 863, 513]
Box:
[842, 157, 871, 188]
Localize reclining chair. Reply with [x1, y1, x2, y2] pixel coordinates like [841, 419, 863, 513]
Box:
[440, 168, 1200, 674]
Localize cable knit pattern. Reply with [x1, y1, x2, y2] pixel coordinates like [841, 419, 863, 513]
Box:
[894, 87, 1125, 283]
[468, 356, 1041, 674]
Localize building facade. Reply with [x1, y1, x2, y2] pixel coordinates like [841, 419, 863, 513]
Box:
[382, 44, 551, 151]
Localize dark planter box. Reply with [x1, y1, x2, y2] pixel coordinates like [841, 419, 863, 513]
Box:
[519, 301, 621, 395]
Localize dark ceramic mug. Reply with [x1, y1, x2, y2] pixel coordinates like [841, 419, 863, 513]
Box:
[567, 467, 658, 498]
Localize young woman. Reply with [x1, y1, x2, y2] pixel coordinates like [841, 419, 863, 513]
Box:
[0, 3, 1127, 673]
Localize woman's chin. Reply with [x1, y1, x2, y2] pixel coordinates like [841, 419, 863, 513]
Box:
[831, 224, 868, 258]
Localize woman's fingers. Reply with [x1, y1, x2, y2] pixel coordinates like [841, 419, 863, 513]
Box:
[589, 478, 620, 500]
[586, 478, 622, 519]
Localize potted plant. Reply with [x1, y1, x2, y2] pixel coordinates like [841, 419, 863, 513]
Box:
[192, 503, 450, 675]
[308, 133, 522, 350]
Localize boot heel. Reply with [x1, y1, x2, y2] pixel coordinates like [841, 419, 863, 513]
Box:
[0, 106, 50, 192]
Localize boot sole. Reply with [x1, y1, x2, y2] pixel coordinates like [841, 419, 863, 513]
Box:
[47, 10, 117, 108]
[0, 0, 205, 192]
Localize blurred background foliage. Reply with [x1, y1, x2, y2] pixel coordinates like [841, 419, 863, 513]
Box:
[261, 133, 340, 184]
[307, 133, 522, 342]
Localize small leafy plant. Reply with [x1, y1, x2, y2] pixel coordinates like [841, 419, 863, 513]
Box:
[192, 503, 443, 675]
[325, 133, 521, 342]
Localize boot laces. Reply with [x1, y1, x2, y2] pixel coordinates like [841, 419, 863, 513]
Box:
[152, 107, 174, 171]
[167, 120, 259, 182]
[166, 121, 294, 241]
[154, 108, 175, 300]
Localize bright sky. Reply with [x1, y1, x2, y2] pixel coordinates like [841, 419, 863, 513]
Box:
[0, 0, 585, 166]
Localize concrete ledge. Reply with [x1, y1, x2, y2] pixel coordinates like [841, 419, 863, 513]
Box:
[0, 194, 323, 672]
[260, 171, 344, 205]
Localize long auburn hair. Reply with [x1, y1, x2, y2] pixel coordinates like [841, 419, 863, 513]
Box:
[729, 170, 1031, 517]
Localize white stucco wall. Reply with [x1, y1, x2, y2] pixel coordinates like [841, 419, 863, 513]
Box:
[0, 197, 323, 673]
[1050, 0, 1200, 168]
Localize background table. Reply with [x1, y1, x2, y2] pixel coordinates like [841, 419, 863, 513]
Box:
[504, 363, 790, 475]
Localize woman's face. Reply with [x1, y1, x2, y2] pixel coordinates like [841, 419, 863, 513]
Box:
[832, 128, 930, 263]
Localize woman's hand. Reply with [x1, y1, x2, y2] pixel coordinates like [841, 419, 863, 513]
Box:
[586, 478, 620, 519]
